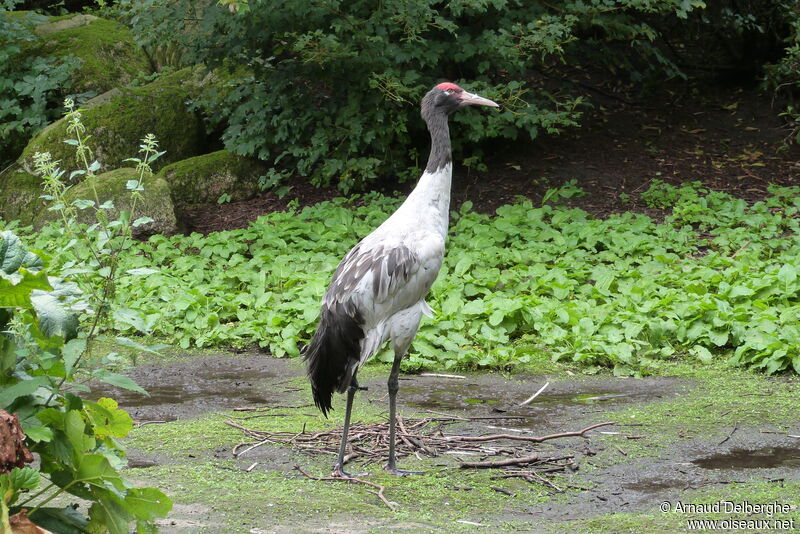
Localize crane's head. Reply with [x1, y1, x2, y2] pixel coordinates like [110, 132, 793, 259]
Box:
[421, 82, 499, 122]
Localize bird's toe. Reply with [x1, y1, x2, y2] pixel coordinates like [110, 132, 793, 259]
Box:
[383, 465, 423, 477]
[332, 465, 369, 478]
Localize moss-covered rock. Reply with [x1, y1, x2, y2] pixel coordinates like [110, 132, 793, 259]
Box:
[20, 68, 207, 176]
[29, 14, 151, 95]
[0, 164, 46, 225]
[34, 168, 178, 237]
[158, 150, 265, 214]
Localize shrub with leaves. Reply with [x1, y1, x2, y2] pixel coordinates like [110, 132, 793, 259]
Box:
[763, 2, 800, 145]
[0, 232, 171, 533]
[118, 0, 720, 191]
[0, 102, 171, 533]
[0, 0, 78, 166]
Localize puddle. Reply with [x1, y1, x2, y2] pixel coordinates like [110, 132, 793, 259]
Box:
[692, 446, 800, 470]
[88, 354, 293, 422]
[623, 479, 685, 494]
[400, 378, 668, 431]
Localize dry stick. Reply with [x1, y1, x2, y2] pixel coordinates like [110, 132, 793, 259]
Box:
[461, 453, 541, 469]
[718, 426, 737, 446]
[491, 486, 515, 497]
[518, 381, 551, 406]
[529, 470, 563, 492]
[731, 240, 751, 258]
[452, 421, 615, 444]
[424, 409, 469, 421]
[419, 373, 466, 379]
[136, 420, 170, 427]
[294, 465, 397, 512]
[234, 438, 275, 457]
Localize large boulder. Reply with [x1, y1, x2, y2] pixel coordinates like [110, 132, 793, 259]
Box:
[34, 168, 178, 237]
[0, 165, 45, 225]
[157, 150, 265, 215]
[20, 68, 207, 175]
[28, 14, 151, 95]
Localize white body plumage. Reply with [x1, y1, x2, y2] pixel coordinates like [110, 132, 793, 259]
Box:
[327, 162, 453, 375]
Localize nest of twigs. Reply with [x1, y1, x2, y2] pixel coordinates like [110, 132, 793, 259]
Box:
[225, 416, 611, 474]
[224, 415, 614, 510]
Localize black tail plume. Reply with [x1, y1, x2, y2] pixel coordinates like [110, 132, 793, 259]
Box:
[303, 302, 364, 417]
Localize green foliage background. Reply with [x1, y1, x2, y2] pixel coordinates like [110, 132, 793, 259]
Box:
[117, 0, 712, 191]
[109, 0, 800, 190]
[11, 181, 800, 376]
[0, 0, 78, 164]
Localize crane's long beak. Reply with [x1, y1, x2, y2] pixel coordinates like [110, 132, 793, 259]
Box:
[460, 90, 499, 108]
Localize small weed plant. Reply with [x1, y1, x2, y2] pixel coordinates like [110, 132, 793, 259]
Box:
[0, 100, 170, 533]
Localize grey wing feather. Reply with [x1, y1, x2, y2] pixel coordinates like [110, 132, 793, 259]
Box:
[325, 242, 420, 306]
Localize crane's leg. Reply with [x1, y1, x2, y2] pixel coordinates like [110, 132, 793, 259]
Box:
[384, 351, 422, 476]
[332, 375, 368, 478]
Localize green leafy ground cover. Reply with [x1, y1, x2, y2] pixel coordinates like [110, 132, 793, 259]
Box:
[8, 181, 800, 376]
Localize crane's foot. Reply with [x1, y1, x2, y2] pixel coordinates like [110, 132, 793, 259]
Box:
[383, 465, 423, 477]
[332, 464, 369, 479]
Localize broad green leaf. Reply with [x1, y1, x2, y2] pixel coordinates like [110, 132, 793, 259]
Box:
[690, 345, 713, 364]
[0, 377, 50, 408]
[29, 506, 90, 534]
[62, 338, 86, 376]
[126, 267, 159, 276]
[125, 488, 172, 520]
[9, 466, 40, 492]
[112, 308, 150, 333]
[88, 494, 131, 534]
[31, 292, 79, 340]
[24, 424, 54, 443]
[729, 285, 754, 298]
[777, 263, 797, 289]
[65, 409, 94, 453]
[132, 217, 154, 228]
[71, 199, 95, 210]
[0, 231, 44, 274]
[708, 329, 729, 347]
[0, 268, 52, 308]
[84, 398, 134, 439]
[77, 455, 124, 490]
[94, 370, 148, 395]
[461, 299, 486, 315]
[488, 309, 505, 326]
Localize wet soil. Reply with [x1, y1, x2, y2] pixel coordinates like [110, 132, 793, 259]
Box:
[106, 352, 800, 531]
[90, 355, 291, 422]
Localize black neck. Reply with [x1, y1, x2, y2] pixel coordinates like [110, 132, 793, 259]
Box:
[424, 111, 452, 174]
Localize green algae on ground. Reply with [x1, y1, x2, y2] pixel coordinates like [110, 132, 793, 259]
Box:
[607, 360, 800, 438]
[570, 480, 800, 534]
[115, 349, 799, 533]
[130, 458, 556, 533]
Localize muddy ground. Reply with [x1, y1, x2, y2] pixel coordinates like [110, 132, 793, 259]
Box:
[93, 352, 800, 533]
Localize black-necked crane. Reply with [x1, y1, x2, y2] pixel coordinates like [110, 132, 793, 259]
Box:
[305, 82, 499, 477]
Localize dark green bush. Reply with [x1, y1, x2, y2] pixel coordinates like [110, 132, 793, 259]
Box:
[0, 1, 78, 166]
[119, 0, 799, 190]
